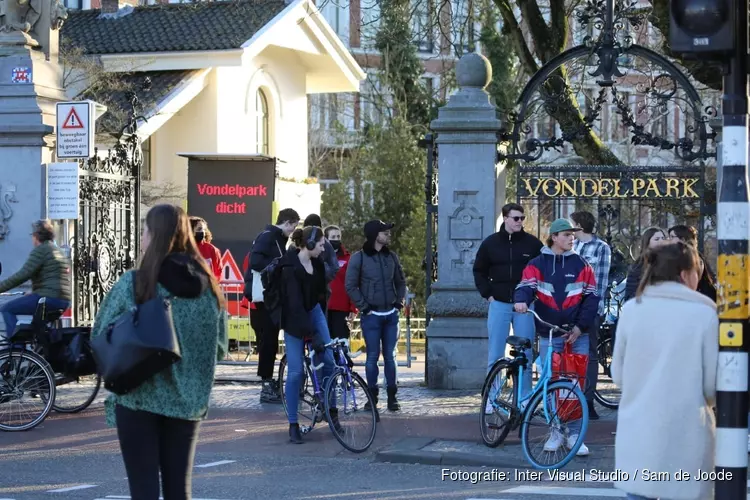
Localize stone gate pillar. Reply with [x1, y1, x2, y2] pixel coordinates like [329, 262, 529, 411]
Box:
[425, 53, 504, 389]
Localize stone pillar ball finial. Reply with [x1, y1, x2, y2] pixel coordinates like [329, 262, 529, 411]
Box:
[455, 53, 492, 89]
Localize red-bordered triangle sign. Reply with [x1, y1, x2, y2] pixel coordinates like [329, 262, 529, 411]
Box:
[220, 250, 242, 283]
[62, 108, 85, 129]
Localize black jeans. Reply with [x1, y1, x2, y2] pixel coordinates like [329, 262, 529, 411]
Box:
[250, 302, 279, 380]
[327, 310, 351, 340]
[115, 405, 200, 500]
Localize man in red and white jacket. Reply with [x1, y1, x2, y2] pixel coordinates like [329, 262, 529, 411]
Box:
[324, 225, 357, 339]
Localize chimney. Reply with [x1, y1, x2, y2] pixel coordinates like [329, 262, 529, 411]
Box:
[101, 0, 118, 13]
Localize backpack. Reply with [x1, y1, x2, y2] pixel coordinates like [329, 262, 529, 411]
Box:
[262, 256, 285, 323]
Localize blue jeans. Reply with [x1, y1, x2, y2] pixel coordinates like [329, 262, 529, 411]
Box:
[537, 333, 589, 436]
[360, 311, 399, 389]
[283, 305, 335, 425]
[487, 300, 535, 398]
[0, 294, 69, 338]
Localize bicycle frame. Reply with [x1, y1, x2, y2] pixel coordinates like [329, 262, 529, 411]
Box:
[306, 338, 360, 418]
[495, 309, 573, 427]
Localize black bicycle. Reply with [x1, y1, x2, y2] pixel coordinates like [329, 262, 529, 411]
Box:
[0, 295, 100, 431]
[593, 280, 623, 409]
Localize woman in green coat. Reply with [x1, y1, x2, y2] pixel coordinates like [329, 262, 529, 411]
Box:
[91, 204, 228, 500]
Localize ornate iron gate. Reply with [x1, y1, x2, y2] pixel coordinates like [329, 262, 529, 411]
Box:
[517, 164, 713, 279]
[420, 133, 438, 323]
[72, 85, 147, 325]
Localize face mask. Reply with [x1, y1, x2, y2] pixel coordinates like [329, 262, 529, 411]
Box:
[195, 231, 205, 243]
[330, 240, 342, 251]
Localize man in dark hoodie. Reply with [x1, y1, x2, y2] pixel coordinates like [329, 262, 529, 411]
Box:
[345, 220, 406, 414]
[244, 208, 300, 403]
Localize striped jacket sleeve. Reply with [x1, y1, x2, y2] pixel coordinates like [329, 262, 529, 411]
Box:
[575, 263, 600, 331]
[514, 262, 541, 305]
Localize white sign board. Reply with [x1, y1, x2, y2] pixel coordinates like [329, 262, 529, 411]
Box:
[56, 101, 95, 159]
[47, 162, 80, 220]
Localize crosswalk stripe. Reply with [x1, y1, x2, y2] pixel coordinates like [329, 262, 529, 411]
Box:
[195, 460, 236, 468]
[503, 486, 626, 497]
[47, 485, 98, 493]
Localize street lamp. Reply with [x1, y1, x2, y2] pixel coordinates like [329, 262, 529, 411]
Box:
[670, 0, 734, 56]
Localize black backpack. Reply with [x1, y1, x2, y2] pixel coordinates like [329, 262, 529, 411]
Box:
[262, 257, 285, 324]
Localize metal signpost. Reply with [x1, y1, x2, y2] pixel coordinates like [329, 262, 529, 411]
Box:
[56, 101, 95, 159]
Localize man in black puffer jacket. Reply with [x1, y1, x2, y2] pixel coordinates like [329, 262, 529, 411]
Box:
[345, 220, 406, 415]
[473, 203, 542, 405]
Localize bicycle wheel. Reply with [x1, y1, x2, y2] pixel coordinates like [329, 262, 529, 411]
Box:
[0, 349, 56, 432]
[594, 336, 620, 409]
[53, 374, 102, 413]
[279, 355, 322, 434]
[324, 369, 376, 453]
[520, 379, 588, 469]
[480, 359, 518, 448]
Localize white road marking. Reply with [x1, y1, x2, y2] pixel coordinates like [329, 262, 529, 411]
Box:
[502, 486, 627, 497]
[97, 497, 232, 500]
[47, 484, 98, 493]
[195, 460, 236, 468]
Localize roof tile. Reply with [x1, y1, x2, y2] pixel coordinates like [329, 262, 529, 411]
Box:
[61, 0, 288, 55]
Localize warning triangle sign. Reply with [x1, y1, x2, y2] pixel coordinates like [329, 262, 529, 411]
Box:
[62, 108, 85, 129]
[220, 250, 242, 283]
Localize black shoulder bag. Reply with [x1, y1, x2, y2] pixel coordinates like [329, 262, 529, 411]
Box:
[91, 272, 182, 395]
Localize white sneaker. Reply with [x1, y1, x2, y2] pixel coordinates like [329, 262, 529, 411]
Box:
[544, 429, 564, 452]
[567, 434, 590, 456]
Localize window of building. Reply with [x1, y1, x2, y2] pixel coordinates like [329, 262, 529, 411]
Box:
[141, 137, 152, 180]
[451, 0, 474, 54]
[412, 0, 434, 52]
[256, 89, 269, 155]
[360, 0, 380, 49]
[64, 0, 81, 9]
[320, 0, 350, 45]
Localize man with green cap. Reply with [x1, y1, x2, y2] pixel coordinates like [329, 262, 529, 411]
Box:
[514, 218, 599, 457]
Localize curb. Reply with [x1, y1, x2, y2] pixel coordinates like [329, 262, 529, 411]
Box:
[375, 445, 537, 469]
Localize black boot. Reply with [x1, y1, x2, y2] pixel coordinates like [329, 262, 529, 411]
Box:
[289, 423, 303, 444]
[260, 379, 282, 404]
[364, 386, 380, 422]
[387, 386, 400, 412]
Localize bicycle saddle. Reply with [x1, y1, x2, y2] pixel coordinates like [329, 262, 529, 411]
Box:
[506, 336, 531, 349]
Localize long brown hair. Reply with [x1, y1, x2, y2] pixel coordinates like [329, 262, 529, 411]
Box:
[136, 204, 224, 308]
[635, 241, 700, 301]
[637, 227, 666, 264]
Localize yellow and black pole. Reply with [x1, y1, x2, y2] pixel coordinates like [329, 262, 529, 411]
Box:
[669, 0, 749, 497]
[715, 0, 750, 496]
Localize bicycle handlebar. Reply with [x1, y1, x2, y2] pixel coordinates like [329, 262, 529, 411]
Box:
[308, 338, 350, 371]
[526, 309, 572, 336]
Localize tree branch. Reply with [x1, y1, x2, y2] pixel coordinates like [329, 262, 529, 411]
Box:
[493, 0, 538, 74]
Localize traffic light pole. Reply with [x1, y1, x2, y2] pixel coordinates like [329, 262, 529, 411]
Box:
[716, 0, 750, 497]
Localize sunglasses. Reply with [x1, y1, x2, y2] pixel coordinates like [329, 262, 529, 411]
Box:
[508, 216, 526, 222]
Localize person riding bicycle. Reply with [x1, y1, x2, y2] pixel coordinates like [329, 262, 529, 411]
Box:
[276, 226, 337, 444]
[0, 220, 71, 339]
[514, 218, 599, 457]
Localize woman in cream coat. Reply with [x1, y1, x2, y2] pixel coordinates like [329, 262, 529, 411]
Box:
[611, 241, 718, 500]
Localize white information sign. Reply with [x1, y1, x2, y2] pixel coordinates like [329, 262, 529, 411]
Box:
[56, 101, 95, 159]
[47, 162, 80, 220]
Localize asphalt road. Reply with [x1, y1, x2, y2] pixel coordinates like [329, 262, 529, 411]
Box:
[1, 407, 633, 500]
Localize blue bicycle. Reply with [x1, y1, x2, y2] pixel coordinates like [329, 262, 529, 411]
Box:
[480, 310, 589, 469]
[279, 338, 377, 453]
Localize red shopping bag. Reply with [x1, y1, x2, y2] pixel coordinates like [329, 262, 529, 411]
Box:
[551, 343, 589, 421]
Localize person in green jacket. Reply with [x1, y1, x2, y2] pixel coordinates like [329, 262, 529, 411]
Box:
[91, 204, 228, 500]
[0, 219, 71, 338]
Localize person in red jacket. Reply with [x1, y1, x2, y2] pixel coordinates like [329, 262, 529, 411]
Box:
[190, 217, 222, 280]
[324, 225, 357, 339]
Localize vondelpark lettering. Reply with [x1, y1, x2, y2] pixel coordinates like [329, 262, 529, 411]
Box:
[519, 177, 700, 199]
[195, 183, 269, 214]
[196, 183, 268, 198]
